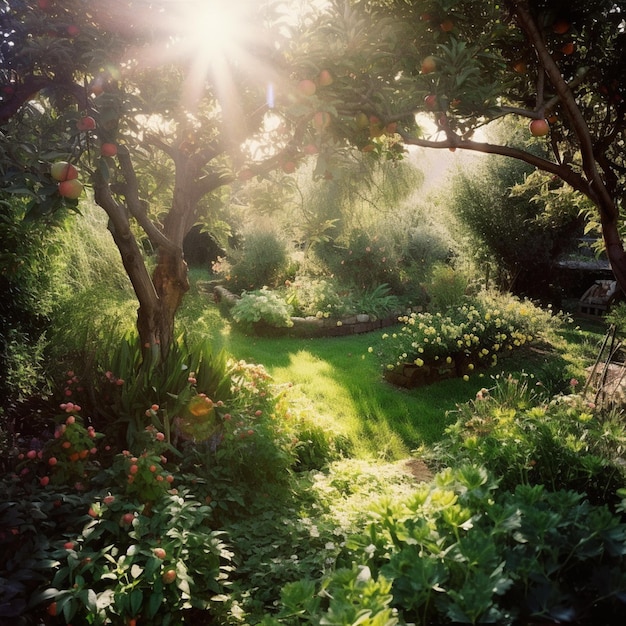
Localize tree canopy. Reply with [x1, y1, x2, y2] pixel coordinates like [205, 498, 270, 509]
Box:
[3, 0, 626, 357]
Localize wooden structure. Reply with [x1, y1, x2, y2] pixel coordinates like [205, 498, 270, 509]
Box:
[579, 279, 620, 317]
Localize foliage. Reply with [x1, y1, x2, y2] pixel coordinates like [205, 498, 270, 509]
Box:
[268, 466, 626, 626]
[426, 263, 468, 312]
[285, 277, 353, 319]
[353, 284, 400, 319]
[437, 373, 626, 504]
[30, 487, 231, 626]
[231, 288, 295, 331]
[316, 230, 403, 292]
[217, 230, 291, 294]
[372, 290, 556, 373]
[449, 133, 581, 299]
[0, 195, 67, 403]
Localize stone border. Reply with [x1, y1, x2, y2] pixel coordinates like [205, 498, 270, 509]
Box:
[212, 285, 401, 338]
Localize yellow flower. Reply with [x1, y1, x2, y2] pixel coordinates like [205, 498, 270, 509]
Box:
[336, 320, 342, 326]
[415, 358, 424, 367]
[368, 346, 373, 353]
[446, 356, 452, 364]
[467, 363, 474, 371]
[463, 375, 469, 381]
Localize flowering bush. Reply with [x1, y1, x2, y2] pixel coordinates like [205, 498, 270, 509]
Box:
[372, 291, 557, 373]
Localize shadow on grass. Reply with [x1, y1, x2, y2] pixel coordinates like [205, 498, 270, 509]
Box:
[181, 302, 478, 458]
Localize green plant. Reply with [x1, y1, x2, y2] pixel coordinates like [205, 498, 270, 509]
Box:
[426, 263, 468, 312]
[353, 284, 400, 319]
[218, 230, 289, 293]
[371, 290, 557, 375]
[68, 334, 233, 449]
[437, 373, 626, 503]
[231, 288, 294, 331]
[285, 277, 353, 319]
[317, 230, 401, 292]
[269, 466, 626, 626]
[31, 488, 233, 625]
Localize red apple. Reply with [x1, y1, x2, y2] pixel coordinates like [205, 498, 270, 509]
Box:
[424, 94, 438, 110]
[312, 111, 331, 131]
[552, 19, 570, 35]
[512, 61, 527, 74]
[529, 119, 550, 137]
[67, 25, 80, 37]
[122, 512, 134, 525]
[421, 56, 437, 74]
[318, 69, 333, 87]
[297, 79, 316, 97]
[76, 116, 96, 131]
[51, 161, 78, 182]
[561, 42, 575, 55]
[282, 160, 296, 174]
[100, 143, 118, 157]
[303, 143, 318, 155]
[440, 19, 454, 32]
[153, 547, 166, 559]
[58, 179, 84, 199]
[162, 569, 177, 584]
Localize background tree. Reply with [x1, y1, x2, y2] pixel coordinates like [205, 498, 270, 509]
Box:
[289, 0, 626, 294]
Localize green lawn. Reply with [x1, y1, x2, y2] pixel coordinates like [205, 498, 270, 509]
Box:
[177, 275, 608, 460]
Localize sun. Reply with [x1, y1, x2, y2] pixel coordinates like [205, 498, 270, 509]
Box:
[171, 0, 251, 67]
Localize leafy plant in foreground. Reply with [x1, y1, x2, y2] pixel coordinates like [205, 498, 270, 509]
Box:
[438, 373, 626, 504]
[267, 466, 626, 626]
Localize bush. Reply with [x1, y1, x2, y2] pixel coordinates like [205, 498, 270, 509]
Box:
[426, 263, 468, 312]
[268, 466, 626, 626]
[372, 290, 557, 374]
[436, 373, 626, 504]
[231, 288, 294, 331]
[285, 278, 353, 319]
[315, 230, 401, 292]
[217, 230, 289, 293]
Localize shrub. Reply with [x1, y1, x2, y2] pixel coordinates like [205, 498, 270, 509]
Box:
[218, 230, 289, 293]
[426, 263, 468, 312]
[316, 230, 401, 292]
[437, 373, 626, 504]
[231, 288, 294, 331]
[60, 334, 233, 449]
[29, 488, 232, 625]
[285, 277, 353, 319]
[268, 466, 626, 626]
[372, 290, 557, 374]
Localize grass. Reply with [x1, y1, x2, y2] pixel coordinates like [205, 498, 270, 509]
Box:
[176, 271, 609, 461]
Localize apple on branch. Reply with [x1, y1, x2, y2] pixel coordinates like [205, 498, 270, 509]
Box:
[51, 161, 78, 182]
[58, 179, 84, 199]
[529, 119, 550, 137]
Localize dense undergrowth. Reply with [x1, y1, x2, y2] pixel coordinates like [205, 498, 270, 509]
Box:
[2, 276, 626, 625]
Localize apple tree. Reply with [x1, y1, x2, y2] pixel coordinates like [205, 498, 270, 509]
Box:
[287, 0, 626, 294]
[0, 0, 324, 359]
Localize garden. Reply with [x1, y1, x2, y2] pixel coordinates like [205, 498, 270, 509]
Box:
[3, 1, 626, 625]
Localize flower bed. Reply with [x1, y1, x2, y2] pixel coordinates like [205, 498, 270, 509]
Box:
[373, 292, 558, 388]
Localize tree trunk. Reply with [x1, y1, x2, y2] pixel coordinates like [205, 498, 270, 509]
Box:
[142, 247, 189, 357]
